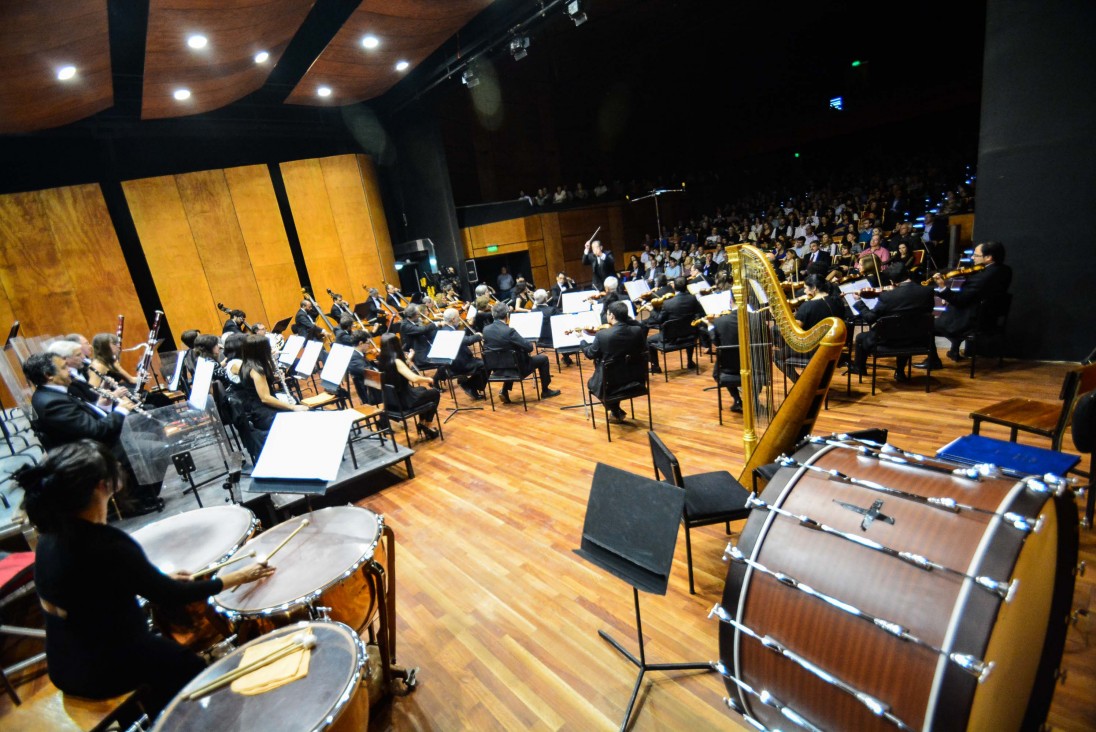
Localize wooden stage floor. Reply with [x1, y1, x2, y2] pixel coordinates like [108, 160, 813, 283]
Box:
[3, 354, 1094, 731]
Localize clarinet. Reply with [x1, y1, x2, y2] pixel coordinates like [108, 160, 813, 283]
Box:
[84, 360, 143, 404]
[132, 310, 163, 398]
[87, 380, 150, 415]
[273, 365, 297, 405]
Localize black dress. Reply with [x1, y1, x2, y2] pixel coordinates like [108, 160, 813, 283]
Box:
[227, 365, 279, 430]
[35, 519, 224, 711]
[381, 358, 439, 421]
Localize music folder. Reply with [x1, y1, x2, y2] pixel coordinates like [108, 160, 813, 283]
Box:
[427, 329, 464, 364]
[573, 463, 684, 596]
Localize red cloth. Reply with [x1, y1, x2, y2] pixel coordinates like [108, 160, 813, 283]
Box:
[0, 551, 35, 593]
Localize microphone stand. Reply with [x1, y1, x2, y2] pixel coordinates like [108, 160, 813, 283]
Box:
[628, 186, 686, 250]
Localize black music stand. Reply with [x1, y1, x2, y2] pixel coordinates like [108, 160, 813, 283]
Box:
[574, 463, 711, 732]
[271, 316, 292, 335]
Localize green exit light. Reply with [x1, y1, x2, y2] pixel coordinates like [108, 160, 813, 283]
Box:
[794, 153, 800, 158]
[486, 245, 499, 253]
[851, 60, 862, 67]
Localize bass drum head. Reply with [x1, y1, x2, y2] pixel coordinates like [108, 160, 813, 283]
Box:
[153, 620, 369, 732]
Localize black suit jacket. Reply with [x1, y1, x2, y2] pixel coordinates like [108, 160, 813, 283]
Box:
[362, 297, 388, 324]
[482, 320, 532, 373]
[582, 322, 647, 397]
[67, 377, 101, 405]
[293, 308, 318, 337]
[223, 318, 242, 335]
[31, 387, 125, 452]
[581, 251, 616, 290]
[650, 291, 704, 327]
[549, 283, 571, 308]
[533, 305, 557, 344]
[936, 264, 1013, 335]
[711, 313, 741, 382]
[397, 318, 437, 367]
[804, 250, 832, 274]
[440, 324, 483, 374]
[854, 282, 935, 346]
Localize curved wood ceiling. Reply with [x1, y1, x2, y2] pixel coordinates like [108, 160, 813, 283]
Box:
[0, 0, 113, 134]
[285, 0, 492, 107]
[142, 0, 316, 119]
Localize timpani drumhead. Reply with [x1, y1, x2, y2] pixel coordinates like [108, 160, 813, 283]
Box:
[131, 505, 258, 575]
[211, 506, 382, 619]
[152, 620, 369, 732]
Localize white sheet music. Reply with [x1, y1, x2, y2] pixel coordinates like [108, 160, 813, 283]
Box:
[187, 358, 215, 411]
[686, 279, 711, 295]
[252, 411, 355, 481]
[294, 340, 324, 376]
[508, 311, 544, 341]
[168, 350, 186, 391]
[550, 311, 602, 349]
[840, 279, 876, 310]
[320, 343, 354, 384]
[623, 279, 651, 301]
[278, 335, 305, 366]
[698, 291, 733, 315]
[561, 290, 597, 313]
[467, 304, 478, 323]
[428, 330, 464, 362]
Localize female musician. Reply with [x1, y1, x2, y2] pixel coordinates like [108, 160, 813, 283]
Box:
[472, 294, 494, 333]
[17, 440, 275, 714]
[511, 283, 534, 312]
[795, 274, 846, 330]
[88, 333, 136, 390]
[190, 334, 223, 365]
[228, 334, 307, 433]
[377, 333, 440, 440]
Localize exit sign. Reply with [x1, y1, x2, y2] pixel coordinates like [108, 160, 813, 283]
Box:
[486, 245, 499, 253]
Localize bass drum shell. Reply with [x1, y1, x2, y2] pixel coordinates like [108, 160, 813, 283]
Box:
[719, 441, 1077, 732]
[211, 506, 385, 641]
[152, 620, 369, 732]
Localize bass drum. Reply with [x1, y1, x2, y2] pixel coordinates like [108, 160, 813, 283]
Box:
[211, 506, 385, 641]
[718, 440, 1077, 732]
[152, 620, 369, 732]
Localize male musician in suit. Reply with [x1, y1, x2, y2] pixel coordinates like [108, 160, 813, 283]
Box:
[647, 277, 705, 374]
[397, 304, 438, 371]
[441, 308, 486, 400]
[597, 276, 626, 324]
[333, 316, 356, 347]
[711, 311, 743, 412]
[482, 302, 560, 403]
[293, 299, 323, 339]
[580, 301, 647, 422]
[385, 284, 406, 310]
[346, 332, 381, 406]
[549, 272, 574, 309]
[23, 353, 161, 516]
[847, 263, 935, 380]
[581, 238, 616, 291]
[361, 288, 391, 334]
[222, 310, 246, 335]
[917, 241, 1013, 369]
[47, 340, 118, 406]
[329, 293, 352, 322]
[533, 288, 573, 367]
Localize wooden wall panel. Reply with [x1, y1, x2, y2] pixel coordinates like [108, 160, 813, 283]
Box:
[223, 165, 302, 330]
[174, 170, 268, 328]
[320, 155, 389, 297]
[356, 155, 398, 286]
[279, 158, 353, 312]
[540, 212, 564, 280]
[123, 176, 222, 337]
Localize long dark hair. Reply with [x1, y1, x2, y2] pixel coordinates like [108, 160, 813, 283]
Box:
[378, 333, 407, 370]
[91, 333, 119, 366]
[239, 334, 276, 387]
[15, 440, 122, 533]
[804, 273, 835, 296]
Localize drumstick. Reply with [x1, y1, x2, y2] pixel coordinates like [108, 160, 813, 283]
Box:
[190, 550, 257, 580]
[258, 519, 310, 566]
[184, 632, 317, 701]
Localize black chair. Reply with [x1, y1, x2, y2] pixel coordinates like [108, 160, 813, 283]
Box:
[371, 371, 443, 446]
[1072, 390, 1096, 527]
[967, 292, 1012, 378]
[709, 344, 741, 425]
[589, 351, 651, 441]
[482, 347, 540, 412]
[648, 430, 754, 594]
[869, 311, 935, 395]
[649, 317, 699, 381]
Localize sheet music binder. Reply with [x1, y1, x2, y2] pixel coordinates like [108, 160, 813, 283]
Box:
[574, 462, 684, 595]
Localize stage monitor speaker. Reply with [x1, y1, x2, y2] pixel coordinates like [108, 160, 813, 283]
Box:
[465, 259, 479, 284]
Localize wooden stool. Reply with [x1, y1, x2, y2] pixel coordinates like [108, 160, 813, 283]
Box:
[300, 393, 340, 410]
[2, 683, 143, 732]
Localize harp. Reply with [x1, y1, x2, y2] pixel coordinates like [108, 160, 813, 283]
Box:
[729, 244, 846, 482]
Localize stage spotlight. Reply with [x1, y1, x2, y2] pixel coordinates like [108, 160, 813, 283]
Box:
[462, 68, 480, 88]
[510, 36, 530, 61]
[566, 0, 587, 26]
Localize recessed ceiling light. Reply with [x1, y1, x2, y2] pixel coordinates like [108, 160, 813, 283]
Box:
[395, 60, 409, 72]
[187, 34, 208, 50]
[57, 66, 77, 81]
[317, 86, 332, 98]
[254, 51, 270, 64]
[173, 88, 191, 101]
[361, 35, 380, 50]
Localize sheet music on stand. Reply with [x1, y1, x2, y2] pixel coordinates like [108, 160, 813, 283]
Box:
[508, 312, 544, 341]
[427, 330, 464, 363]
[561, 290, 597, 314]
[698, 291, 733, 315]
[623, 280, 650, 301]
[686, 279, 711, 295]
[294, 340, 324, 377]
[278, 335, 305, 367]
[840, 279, 876, 310]
[467, 304, 478, 323]
[0, 341, 33, 412]
[187, 358, 216, 411]
[252, 411, 355, 482]
[121, 400, 234, 487]
[550, 311, 602, 350]
[319, 343, 354, 384]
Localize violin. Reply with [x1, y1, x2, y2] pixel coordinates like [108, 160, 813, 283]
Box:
[923, 264, 984, 287]
[564, 324, 611, 336]
[691, 309, 734, 327]
[638, 292, 676, 312]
